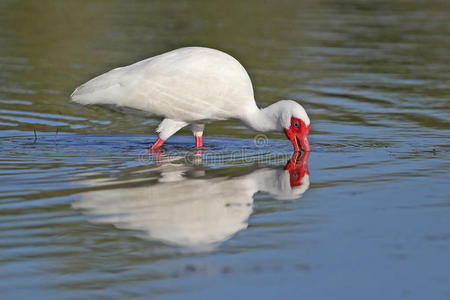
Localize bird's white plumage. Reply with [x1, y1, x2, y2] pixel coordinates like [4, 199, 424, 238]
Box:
[71, 47, 257, 123]
[71, 47, 310, 142]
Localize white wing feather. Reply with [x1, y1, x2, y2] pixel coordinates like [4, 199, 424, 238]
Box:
[71, 47, 258, 122]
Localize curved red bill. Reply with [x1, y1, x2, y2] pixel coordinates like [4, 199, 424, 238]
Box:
[284, 120, 311, 152]
[299, 129, 310, 152]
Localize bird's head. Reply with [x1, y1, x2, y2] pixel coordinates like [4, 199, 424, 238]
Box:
[277, 100, 311, 152]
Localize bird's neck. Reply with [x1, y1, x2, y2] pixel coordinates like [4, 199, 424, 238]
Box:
[242, 104, 283, 132]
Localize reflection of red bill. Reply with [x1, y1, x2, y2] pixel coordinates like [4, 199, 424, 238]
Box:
[284, 151, 310, 188]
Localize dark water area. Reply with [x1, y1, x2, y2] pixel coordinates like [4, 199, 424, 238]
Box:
[0, 0, 449, 299]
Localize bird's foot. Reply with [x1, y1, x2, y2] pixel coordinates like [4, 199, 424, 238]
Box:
[148, 148, 164, 157]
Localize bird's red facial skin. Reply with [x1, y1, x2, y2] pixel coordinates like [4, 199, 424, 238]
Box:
[284, 117, 311, 152]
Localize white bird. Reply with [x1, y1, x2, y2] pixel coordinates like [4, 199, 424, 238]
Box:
[70, 47, 311, 151]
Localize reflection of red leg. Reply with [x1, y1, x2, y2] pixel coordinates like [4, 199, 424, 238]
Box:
[149, 137, 165, 151]
[284, 151, 310, 187]
[195, 136, 203, 148]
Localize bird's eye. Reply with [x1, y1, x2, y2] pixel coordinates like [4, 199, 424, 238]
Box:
[292, 173, 298, 178]
[293, 122, 299, 128]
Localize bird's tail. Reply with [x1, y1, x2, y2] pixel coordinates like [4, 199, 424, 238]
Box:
[70, 68, 126, 105]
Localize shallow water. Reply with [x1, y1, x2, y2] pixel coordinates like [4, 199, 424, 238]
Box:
[1, 0, 449, 299]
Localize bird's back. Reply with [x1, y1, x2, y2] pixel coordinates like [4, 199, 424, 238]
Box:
[71, 47, 257, 122]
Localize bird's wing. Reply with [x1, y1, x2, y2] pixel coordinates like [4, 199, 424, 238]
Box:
[70, 59, 149, 107]
[70, 47, 257, 122]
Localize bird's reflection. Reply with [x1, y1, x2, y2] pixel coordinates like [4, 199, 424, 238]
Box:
[73, 152, 310, 250]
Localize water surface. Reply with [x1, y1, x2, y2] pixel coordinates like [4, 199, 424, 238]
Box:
[0, 0, 449, 299]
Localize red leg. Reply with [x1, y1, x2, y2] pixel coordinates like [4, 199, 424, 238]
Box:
[195, 136, 203, 148]
[150, 137, 165, 151]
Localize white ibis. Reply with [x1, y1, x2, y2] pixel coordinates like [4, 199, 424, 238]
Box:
[70, 47, 311, 151]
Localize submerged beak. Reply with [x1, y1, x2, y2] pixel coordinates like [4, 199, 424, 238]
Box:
[284, 124, 311, 152]
[285, 129, 301, 152]
[299, 127, 310, 152]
